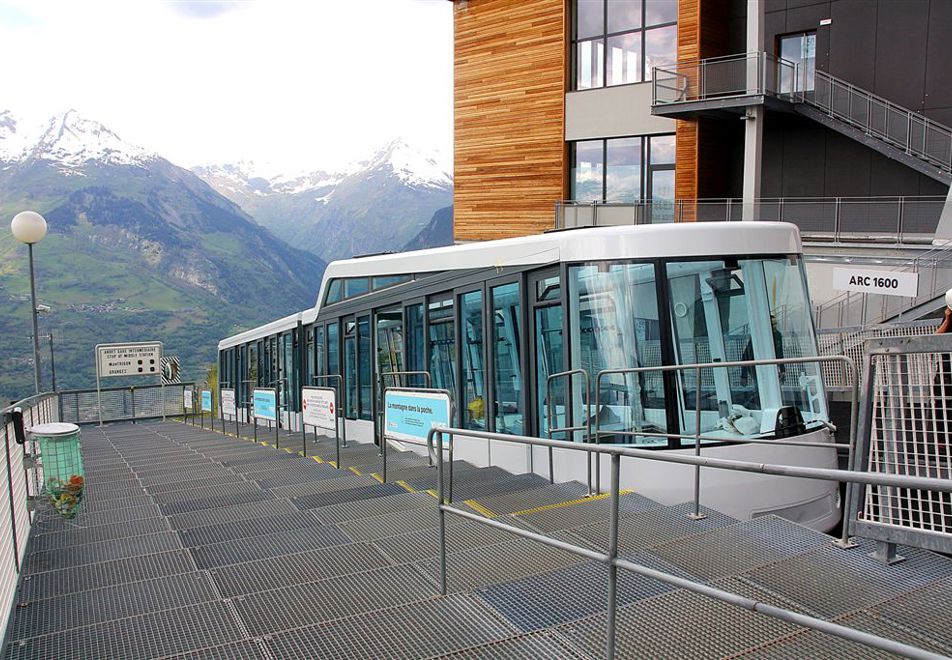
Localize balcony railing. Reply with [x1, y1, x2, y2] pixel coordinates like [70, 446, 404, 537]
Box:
[652, 52, 801, 106]
[554, 196, 946, 243]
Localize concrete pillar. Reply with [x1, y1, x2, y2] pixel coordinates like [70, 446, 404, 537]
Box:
[742, 0, 765, 222]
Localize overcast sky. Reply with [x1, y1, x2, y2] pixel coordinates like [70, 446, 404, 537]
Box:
[0, 0, 453, 172]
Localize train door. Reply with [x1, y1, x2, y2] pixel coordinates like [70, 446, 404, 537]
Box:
[457, 286, 486, 431]
[489, 277, 525, 435]
[528, 269, 564, 438]
[375, 307, 404, 442]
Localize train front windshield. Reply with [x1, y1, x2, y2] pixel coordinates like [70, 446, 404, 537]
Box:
[565, 254, 828, 446]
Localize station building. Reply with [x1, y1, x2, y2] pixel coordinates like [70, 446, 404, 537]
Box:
[449, 0, 952, 324]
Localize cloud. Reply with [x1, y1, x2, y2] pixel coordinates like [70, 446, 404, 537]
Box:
[162, 0, 250, 20]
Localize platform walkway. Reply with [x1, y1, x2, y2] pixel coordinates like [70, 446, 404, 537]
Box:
[6, 421, 952, 659]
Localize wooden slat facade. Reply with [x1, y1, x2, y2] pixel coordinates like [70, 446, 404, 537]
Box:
[453, 0, 567, 241]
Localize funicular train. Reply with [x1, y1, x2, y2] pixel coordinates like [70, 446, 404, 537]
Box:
[218, 222, 840, 530]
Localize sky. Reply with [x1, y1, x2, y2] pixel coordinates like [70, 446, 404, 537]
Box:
[0, 0, 453, 173]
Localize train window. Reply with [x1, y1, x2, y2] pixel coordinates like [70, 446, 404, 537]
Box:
[377, 308, 405, 386]
[568, 262, 665, 445]
[326, 280, 343, 304]
[327, 322, 340, 376]
[315, 325, 325, 379]
[345, 279, 370, 298]
[344, 321, 357, 419]
[492, 282, 524, 435]
[372, 275, 412, 290]
[405, 303, 425, 387]
[460, 290, 486, 430]
[665, 256, 827, 442]
[428, 297, 457, 401]
[536, 275, 561, 302]
[358, 315, 372, 420]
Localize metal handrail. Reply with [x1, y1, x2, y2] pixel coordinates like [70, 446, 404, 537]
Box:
[545, 369, 592, 493]
[428, 423, 951, 660]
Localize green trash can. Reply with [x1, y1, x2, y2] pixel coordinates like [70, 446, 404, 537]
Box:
[30, 422, 85, 519]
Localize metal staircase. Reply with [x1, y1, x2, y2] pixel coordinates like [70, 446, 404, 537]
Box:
[7, 420, 952, 658]
[652, 52, 952, 185]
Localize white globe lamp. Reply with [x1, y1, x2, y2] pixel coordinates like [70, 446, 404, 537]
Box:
[10, 211, 48, 244]
[10, 211, 48, 393]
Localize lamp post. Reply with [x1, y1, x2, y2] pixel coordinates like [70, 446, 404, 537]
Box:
[10, 211, 48, 393]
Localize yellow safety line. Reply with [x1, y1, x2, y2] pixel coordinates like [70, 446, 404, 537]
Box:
[297, 451, 305, 457]
[327, 461, 338, 468]
[425, 488, 438, 498]
[464, 499, 497, 519]
[311, 456, 324, 464]
[348, 466, 362, 476]
[283, 447, 293, 453]
[370, 473, 384, 483]
[260, 442, 270, 447]
[397, 480, 417, 493]
[510, 490, 635, 517]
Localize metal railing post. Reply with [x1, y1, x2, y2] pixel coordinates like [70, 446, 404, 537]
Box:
[436, 429, 448, 595]
[605, 452, 621, 660]
[690, 366, 706, 520]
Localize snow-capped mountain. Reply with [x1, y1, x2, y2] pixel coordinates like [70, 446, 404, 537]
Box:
[0, 110, 154, 171]
[193, 139, 453, 261]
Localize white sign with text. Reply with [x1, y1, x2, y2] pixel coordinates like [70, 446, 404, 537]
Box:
[302, 387, 337, 431]
[96, 342, 163, 378]
[221, 389, 236, 417]
[832, 268, 919, 298]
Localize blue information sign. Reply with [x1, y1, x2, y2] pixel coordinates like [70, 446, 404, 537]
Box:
[253, 389, 277, 421]
[384, 390, 451, 444]
[201, 390, 212, 412]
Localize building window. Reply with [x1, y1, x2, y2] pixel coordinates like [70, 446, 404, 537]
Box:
[573, 0, 677, 90]
[570, 134, 675, 203]
[779, 31, 816, 93]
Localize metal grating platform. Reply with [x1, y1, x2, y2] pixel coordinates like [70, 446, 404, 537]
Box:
[7, 421, 952, 659]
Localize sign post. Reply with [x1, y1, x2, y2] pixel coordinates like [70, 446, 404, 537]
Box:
[382, 388, 451, 484]
[302, 387, 339, 467]
[95, 341, 163, 426]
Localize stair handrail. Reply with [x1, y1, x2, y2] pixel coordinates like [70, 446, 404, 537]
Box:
[807, 69, 952, 174]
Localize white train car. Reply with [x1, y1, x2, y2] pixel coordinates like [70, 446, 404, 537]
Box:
[218, 222, 840, 531]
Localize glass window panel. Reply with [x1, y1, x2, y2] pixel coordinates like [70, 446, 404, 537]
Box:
[325, 280, 342, 305]
[358, 316, 371, 420]
[536, 275, 561, 302]
[344, 332, 357, 419]
[664, 256, 827, 444]
[376, 309, 405, 389]
[607, 32, 641, 86]
[405, 303, 426, 387]
[536, 305, 564, 437]
[608, 0, 641, 33]
[315, 325, 325, 378]
[460, 291, 486, 430]
[606, 137, 642, 202]
[571, 140, 604, 202]
[645, 0, 677, 26]
[428, 298, 457, 401]
[326, 322, 339, 377]
[644, 25, 676, 80]
[372, 275, 412, 290]
[649, 134, 676, 165]
[568, 263, 665, 445]
[344, 278, 369, 298]
[576, 0, 603, 39]
[492, 282, 524, 435]
[576, 39, 604, 89]
[780, 32, 816, 92]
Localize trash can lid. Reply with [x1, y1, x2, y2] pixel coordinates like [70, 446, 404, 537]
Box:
[29, 422, 80, 437]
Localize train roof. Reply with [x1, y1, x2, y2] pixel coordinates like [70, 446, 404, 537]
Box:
[219, 222, 802, 350]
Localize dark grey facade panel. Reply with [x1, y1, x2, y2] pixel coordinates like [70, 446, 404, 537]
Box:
[760, 113, 947, 198]
[763, 0, 949, 123]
